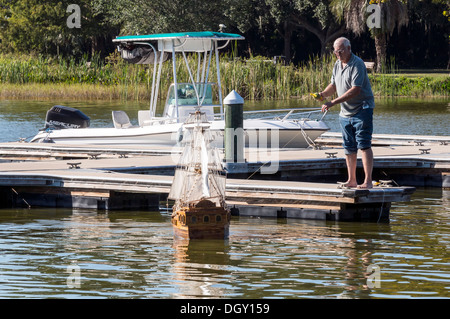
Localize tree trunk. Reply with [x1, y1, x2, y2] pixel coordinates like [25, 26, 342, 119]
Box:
[320, 39, 327, 56]
[290, 16, 344, 58]
[322, 27, 346, 56]
[283, 21, 293, 63]
[374, 33, 387, 73]
[447, 40, 450, 70]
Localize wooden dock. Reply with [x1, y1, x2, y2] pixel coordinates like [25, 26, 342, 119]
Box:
[0, 162, 414, 221]
[0, 133, 448, 222]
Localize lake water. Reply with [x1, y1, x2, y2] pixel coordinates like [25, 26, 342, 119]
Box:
[0, 98, 448, 142]
[0, 97, 449, 299]
[0, 189, 449, 299]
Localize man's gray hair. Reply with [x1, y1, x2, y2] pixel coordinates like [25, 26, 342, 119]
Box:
[334, 37, 351, 48]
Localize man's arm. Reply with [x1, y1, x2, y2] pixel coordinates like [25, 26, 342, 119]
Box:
[320, 83, 336, 99]
[321, 86, 361, 112]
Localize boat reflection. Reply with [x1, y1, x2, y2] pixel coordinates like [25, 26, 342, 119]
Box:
[171, 237, 233, 298]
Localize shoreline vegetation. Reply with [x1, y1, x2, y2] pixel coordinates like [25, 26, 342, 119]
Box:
[0, 53, 448, 101]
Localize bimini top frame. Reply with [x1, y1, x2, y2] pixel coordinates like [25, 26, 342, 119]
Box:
[113, 31, 244, 122]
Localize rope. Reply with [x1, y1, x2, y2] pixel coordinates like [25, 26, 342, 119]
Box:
[11, 188, 31, 209]
[299, 122, 319, 149]
[377, 188, 386, 223]
[245, 111, 328, 179]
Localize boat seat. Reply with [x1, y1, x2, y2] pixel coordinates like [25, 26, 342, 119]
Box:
[138, 110, 151, 126]
[112, 111, 133, 129]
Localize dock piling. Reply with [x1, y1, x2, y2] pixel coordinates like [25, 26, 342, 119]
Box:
[223, 90, 247, 172]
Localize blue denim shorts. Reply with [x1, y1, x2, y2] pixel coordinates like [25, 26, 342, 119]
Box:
[339, 107, 373, 154]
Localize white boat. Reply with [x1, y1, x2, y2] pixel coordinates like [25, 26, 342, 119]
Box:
[30, 31, 329, 148]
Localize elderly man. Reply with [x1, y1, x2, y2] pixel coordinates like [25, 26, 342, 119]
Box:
[318, 37, 375, 189]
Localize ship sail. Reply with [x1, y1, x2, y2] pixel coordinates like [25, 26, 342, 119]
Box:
[201, 136, 210, 198]
[168, 111, 226, 207]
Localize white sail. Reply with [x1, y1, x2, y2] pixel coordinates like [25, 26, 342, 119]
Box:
[168, 111, 226, 206]
[201, 136, 210, 198]
[167, 169, 188, 200]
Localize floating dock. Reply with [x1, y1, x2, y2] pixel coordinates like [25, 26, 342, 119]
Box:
[0, 133, 448, 222]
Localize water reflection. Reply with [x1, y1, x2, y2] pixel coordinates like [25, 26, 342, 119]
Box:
[0, 189, 449, 298]
[227, 218, 388, 298]
[170, 239, 233, 298]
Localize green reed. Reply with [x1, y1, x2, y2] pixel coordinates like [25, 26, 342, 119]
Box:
[0, 52, 448, 100]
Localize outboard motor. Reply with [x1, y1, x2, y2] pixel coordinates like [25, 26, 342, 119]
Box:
[44, 105, 90, 130]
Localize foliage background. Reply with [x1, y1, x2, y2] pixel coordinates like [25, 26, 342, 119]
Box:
[0, 0, 448, 100]
[0, 0, 448, 68]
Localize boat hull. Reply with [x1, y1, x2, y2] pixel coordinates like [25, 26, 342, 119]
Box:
[172, 223, 230, 240]
[30, 119, 329, 148]
[171, 204, 231, 240]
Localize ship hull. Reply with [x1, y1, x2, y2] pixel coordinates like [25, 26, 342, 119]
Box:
[171, 202, 231, 240]
[172, 223, 230, 240]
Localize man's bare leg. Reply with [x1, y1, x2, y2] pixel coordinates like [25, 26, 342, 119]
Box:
[344, 153, 358, 187]
[358, 148, 373, 189]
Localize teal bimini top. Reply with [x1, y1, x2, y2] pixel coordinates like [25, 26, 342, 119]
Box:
[113, 31, 244, 43]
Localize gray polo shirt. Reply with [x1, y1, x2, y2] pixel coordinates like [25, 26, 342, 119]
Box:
[331, 53, 375, 117]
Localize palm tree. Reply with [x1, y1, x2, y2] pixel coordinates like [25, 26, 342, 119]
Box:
[330, 0, 409, 72]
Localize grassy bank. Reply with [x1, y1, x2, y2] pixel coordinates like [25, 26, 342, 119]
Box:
[0, 53, 448, 100]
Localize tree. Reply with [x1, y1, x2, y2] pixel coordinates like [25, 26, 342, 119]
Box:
[0, 0, 65, 54]
[405, 0, 450, 68]
[265, 0, 345, 61]
[96, 0, 231, 35]
[224, 0, 275, 57]
[411, 0, 450, 69]
[290, 0, 346, 56]
[330, 0, 409, 72]
[0, 0, 120, 57]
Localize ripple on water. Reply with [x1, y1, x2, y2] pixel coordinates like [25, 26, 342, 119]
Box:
[0, 190, 449, 298]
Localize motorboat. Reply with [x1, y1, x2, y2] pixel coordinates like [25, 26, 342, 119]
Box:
[30, 31, 329, 148]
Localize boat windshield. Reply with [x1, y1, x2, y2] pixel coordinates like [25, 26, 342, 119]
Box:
[166, 82, 219, 106]
[164, 82, 221, 121]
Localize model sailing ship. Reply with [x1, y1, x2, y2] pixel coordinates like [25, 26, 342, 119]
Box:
[168, 111, 230, 239]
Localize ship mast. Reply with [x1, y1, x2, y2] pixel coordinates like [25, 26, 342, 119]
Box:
[168, 111, 226, 211]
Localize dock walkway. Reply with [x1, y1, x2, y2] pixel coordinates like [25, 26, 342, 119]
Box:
[0, 133, 448, 221]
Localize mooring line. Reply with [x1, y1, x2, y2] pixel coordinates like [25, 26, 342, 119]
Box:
[377, 188, 386, 223]
[245, 111, 328, 180]
[11, 187, 31, 209]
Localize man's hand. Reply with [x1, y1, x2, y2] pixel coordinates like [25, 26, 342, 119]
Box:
[310, 92, 324, 101]
[321, 85, 361, 112]
[321, 101, 334, 112]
